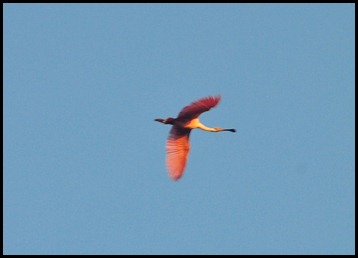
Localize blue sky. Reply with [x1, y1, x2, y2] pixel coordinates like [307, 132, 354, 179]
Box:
[3, 4, 355, 254]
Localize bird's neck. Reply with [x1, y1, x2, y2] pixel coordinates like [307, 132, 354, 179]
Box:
[183, 119, 215, 132]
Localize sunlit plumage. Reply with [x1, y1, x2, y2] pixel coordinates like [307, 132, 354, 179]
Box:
[155, 95, 236, 181]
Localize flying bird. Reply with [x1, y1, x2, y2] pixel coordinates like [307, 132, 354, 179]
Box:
[155, 95, 236, 181]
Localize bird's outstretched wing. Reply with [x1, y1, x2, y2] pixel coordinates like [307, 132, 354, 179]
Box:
[166, 125, 191, 180]
[177, 95, 221, 122]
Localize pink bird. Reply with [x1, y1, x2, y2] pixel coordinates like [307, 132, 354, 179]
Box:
[155, 95, 236, 181]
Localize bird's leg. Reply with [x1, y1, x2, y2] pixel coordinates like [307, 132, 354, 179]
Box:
[154, 118, 165, 123]
[154, 117, 176, 125]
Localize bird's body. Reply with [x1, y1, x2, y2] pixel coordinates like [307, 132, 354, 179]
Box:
[155, 95, 236, 181]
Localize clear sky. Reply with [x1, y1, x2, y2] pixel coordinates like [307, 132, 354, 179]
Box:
[3, 4, 355, 255]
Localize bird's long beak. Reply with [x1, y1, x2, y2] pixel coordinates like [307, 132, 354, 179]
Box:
[154, 118, 165, 123]
[223, 129, 236, 132]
